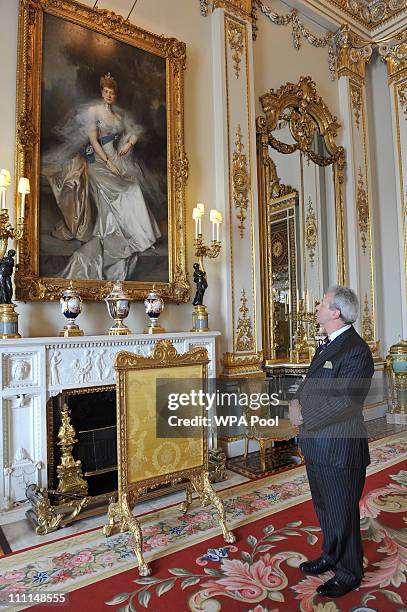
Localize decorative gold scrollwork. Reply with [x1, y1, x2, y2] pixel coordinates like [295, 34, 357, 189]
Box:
[361, 294, 374, 342]
[334, 0, 407, 29]
[350, 84, 362, 129]
[260, 77, 342, 165]
[336, 25, 372, 83]
[289, 110, 316, 152]
[226, 19, 245, 79]
[235, 288, 255, 352]
[233, 125, 250, 238]
[222, 350, 264, 377]
[305, 197, 318, 266]
[199, 0, 252, 20]
[379, 30, 407, 82]
[398, 83, 407, 117]
[357, 167, 370, 255]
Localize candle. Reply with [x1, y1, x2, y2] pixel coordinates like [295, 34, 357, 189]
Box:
[288, 290, 291, 314]
[0, 186, 6, 211]
[296, 289, 299, 314]
[0, 169, 11, 187]
[217, 211, 222, 242]
[210, 209, 217, 241]
[0, 168, 11, 210]
[192, 207, 200, 238]
[306, 290, 309, 311]
[18, 177, 30, 219]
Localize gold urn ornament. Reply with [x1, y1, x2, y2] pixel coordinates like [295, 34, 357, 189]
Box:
[105, 281, 132, 335]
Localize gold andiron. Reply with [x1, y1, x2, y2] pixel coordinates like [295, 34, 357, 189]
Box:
[0, 171, 28, 338]
[191, 204, 222, 332]
[56, 402, 88, 496]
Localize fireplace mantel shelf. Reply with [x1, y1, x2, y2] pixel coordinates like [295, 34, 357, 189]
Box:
[0, 331, 220, 521]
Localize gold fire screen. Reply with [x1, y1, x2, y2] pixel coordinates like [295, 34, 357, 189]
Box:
[103, 340, 235, 576]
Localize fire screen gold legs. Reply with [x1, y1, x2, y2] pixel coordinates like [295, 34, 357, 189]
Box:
[103, 493, 151, 577]
[181, 472, 236, 544]
[104, 473, 235, 577]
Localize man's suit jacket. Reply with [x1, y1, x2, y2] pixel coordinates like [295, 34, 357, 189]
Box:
[296, 326, 374, 468]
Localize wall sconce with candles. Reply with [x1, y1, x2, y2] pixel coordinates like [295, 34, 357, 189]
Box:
[0, 169, 29, 338]
[191, 203, 222, 332]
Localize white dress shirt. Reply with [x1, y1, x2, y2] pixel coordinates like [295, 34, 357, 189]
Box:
[328, 324, 351, 343]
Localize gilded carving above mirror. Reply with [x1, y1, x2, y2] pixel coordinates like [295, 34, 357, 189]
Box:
[257, 76, 346, 362]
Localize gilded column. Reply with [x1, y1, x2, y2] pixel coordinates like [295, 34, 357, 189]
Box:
[379, 31, 407, 338]
[337, 26, 380, 356]
[205, 0, 263, 377]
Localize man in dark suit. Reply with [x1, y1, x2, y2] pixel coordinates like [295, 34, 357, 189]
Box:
[289, 285, 374, 598]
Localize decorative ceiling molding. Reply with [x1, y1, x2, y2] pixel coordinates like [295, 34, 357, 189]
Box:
[336, 24, 373, 81]
[378, 28, 407, 81]
[329, 0, 407, 30]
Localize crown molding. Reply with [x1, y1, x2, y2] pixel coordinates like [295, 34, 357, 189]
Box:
[278, 0, 407, 39]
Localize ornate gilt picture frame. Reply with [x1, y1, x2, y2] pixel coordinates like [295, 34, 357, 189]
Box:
[15, 0, 189, 302]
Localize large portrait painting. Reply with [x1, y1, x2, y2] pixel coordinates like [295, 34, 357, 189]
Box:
[15, 0, 189, 302]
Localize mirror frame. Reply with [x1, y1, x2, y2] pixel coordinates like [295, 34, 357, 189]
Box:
[257, 76, 346, 362]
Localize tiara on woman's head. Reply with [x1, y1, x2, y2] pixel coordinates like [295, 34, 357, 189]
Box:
[104, 72, 112, 79]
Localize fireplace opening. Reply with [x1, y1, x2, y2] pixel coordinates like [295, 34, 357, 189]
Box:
[48, 386, 117, 499]
[45, 385, 189, 519]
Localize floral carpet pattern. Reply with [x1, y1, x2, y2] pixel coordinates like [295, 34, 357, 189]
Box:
[99, 466, 406, 611]
[0, 433, 405, 610]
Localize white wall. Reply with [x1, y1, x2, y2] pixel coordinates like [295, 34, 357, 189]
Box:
[0, 0, 225, 338]
[366, 56, 403, 353]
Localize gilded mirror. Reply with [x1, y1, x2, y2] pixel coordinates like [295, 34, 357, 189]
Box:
[257, 77, 346, 362]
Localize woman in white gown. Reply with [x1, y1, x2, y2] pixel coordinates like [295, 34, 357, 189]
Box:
[43, 73, 161, 280]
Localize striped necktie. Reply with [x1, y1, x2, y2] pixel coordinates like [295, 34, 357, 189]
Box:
[318, 336, 331, 353]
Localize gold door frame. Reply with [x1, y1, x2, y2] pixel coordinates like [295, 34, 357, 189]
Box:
[257, 76, 346, 362]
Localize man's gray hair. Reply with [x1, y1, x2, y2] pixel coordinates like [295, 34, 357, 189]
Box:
[326, 285, 359, 324]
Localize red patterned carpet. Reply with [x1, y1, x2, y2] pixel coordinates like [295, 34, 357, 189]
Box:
[57, 461, 406, 612]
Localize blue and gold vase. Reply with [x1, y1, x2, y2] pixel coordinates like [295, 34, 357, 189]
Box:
[144, 286, 165, 334]
[59, 281, 84, 336]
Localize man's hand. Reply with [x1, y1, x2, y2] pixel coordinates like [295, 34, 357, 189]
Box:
[289, 399, 303, 427]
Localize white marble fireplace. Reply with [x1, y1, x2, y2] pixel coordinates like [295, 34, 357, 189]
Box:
[0, 331, 220, 523]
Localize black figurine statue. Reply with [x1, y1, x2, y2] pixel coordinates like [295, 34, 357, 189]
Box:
[192, 262, 208, 306]
[0, 249, 16, 304]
